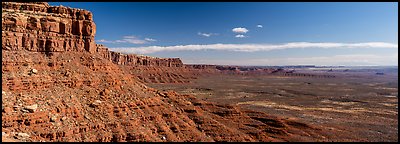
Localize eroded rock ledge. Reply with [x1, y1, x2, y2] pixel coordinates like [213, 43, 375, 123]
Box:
[96, 44, 183, 67]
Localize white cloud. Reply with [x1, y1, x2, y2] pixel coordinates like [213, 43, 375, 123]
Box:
[115, 40, 126, 43]
[96, 39, 115, 43]
[198, 32, 217, 37]
[184, 54, 398, 66]
[232, 27, 249, 33]
[198, 32, 211, 37]
[247, 54, 398, 66]
[145, 38, 157, 42]
[108, 42, 398, 54]
[257, 25, 263, 28]
[123, 37, 147, 44]
[235, 34, 246, 38]
[96, 35, 157, 44]
[123, 36, 136, 39]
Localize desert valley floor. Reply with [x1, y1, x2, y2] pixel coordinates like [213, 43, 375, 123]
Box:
[150, 70, 398, 142]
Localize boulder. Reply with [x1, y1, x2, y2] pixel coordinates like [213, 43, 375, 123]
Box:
[100, 89, 110, 96]
[3, 107, 12, 113]
[23, 104, 38, 113]
[16, 132, 30, 139]
[30, 69, 38, 74]
[90, 100, 102, 108]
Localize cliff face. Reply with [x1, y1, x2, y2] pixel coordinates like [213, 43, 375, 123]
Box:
[2, 2, 184, 67]
[96, 44, 183, 67]
[2, 2, 97, 53]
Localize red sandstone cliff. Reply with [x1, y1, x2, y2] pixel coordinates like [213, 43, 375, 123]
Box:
[2, 2, 184, 67]
[2, 2, 97, 53]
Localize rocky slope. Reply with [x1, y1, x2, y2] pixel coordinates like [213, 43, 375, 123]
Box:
[2, 2, 330, 142]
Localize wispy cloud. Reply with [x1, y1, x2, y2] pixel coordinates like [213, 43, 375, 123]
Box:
[96, 35, 157, 44]
[97, 39, 114, 43]
[198, 32, 218, 37]
[246, 54, 399, 66]
[109, 42, 398, 54]
[123, 36, 136, 39]
[184, 54, 398, 66]
[145, 38, 157, 42]
[257, 25, 263, 28]
[235, 34, 246, 38]
[232, 27, 249, 33]
[123, 36, 147, 44]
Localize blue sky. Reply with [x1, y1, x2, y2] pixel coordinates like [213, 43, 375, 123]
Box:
[49, 2, 398, 66]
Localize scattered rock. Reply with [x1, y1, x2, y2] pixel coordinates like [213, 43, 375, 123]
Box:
[3, 107, 12, 113]
[23, 104, 38, 113]
[16, 132, 30, 139]
[84, 115, 90, 120]
[50, 115, 57, 122]
[90, 100, 102, 108]
[21, 109, 29, 113]
[61, 117, 67, 121]
[100, 89, 110, 96]
[30, 69, 38, 74]
[13, 105, 20, 110]
[4, 46, 11, 50]
[161, 136, 166, 140]
[64, 71, 71, 77]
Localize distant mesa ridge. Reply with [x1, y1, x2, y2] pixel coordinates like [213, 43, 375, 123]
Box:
[96, 44, 183, 67]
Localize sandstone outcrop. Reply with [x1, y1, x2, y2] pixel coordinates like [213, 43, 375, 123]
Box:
[2, 2, 96, 54]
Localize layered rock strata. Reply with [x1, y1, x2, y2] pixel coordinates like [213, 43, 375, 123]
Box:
[96, 44, 183, 67]
[2, 2, 96, 53]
